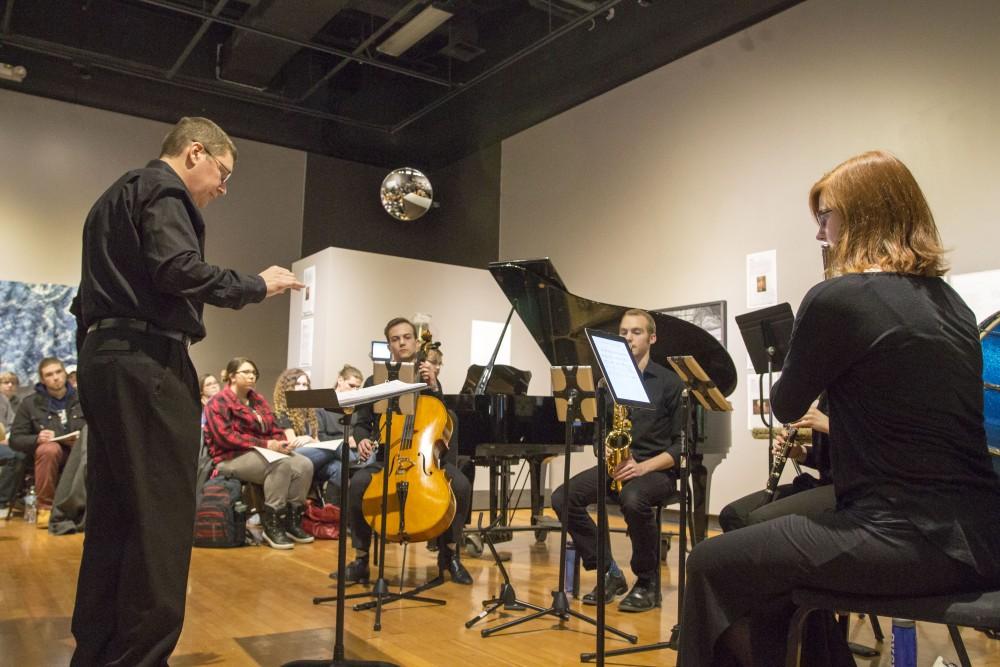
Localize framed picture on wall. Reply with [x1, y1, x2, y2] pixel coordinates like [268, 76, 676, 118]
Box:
[653, 300, 727, 347]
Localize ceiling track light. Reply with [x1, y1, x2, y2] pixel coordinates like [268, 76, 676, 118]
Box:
[377, 5, 453, 58]
[0, 62, 28, 83]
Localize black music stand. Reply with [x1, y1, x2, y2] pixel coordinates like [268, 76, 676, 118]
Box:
[582, 329, 657, 665]
[583, 355, 732, 662]
[736, 303, 794, 471]
[480, 365, 638, 651]
[317, 362, 446, 629]
[281, 382, 423, 667]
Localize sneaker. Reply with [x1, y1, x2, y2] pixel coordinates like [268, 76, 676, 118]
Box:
[0, 507, 10, 520]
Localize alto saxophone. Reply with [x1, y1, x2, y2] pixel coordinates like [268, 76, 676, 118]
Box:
[605, 403, 633, 493]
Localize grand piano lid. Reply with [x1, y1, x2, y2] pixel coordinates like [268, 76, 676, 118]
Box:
[489, 259, 738, 397]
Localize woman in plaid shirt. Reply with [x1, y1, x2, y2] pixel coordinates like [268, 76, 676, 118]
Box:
[203, 356, 314, 549]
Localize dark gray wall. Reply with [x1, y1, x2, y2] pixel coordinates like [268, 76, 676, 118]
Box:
[302, 145, 501, 269]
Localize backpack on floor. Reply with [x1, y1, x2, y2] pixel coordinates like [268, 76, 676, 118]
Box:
[193, 476, 247, 548]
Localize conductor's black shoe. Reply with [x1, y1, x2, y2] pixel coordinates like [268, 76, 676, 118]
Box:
[330, 558, 370, 584]
[618, 580, 659, 612]
[582, 570, 627, 605]
[440, 554, 474, 585]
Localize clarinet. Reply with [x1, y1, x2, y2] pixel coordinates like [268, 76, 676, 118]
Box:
[765, 425, 798, 501]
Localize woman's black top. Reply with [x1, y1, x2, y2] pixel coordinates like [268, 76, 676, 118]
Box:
[772, 273, 1000, 578]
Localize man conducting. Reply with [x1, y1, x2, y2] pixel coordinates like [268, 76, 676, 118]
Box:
[551, 309, 685, 612]
[71, 117, 303, 666]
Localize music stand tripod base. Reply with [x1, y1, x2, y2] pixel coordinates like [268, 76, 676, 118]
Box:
[465, 520, 546, 628]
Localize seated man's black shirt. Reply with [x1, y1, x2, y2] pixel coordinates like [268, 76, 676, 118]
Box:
[625, 361, 685, 469]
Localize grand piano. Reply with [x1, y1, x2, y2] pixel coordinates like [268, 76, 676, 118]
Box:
[444, 258, 736, 543]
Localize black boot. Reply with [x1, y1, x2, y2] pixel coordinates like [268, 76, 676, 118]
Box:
[262, 506, 294, 550]
[438, 543, 473, 585]
[285, 503, 315, 544]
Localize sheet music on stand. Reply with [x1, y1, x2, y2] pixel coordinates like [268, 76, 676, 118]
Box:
[585, 329, 652, 410]
[285, 379, 426, 412]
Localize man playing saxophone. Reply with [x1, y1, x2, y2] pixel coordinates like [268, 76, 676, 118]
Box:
[551, 308, 685, 612]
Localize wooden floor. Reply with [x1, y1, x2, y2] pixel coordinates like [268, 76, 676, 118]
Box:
[2, 510, 999, 666]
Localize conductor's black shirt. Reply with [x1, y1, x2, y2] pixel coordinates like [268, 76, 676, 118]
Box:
[75, 160, 266, 342]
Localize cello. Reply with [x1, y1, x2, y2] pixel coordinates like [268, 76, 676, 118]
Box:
[362, 325, 457, 543]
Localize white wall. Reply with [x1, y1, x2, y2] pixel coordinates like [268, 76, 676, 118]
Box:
[0, 88, 306, 389]
[500, 0, 1000, 513]
[289, 247, 553, 395]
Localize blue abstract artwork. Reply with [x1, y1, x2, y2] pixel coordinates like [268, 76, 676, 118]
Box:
[0, 279, 78, 385]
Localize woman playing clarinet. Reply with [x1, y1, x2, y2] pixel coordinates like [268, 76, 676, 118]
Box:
[679, 150, 1000, 666]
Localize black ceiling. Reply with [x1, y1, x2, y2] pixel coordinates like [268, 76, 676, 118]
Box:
[0, 0, 801, 169]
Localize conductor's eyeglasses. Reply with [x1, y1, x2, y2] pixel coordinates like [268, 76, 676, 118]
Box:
[201, 145, 232, 185]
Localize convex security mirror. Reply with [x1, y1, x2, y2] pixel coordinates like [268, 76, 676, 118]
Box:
[380, 167, 434, 221]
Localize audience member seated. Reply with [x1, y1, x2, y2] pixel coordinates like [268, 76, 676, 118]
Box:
[203, 356, 315, 550]
[199, 373, 221, 407]
[198, 373, 221, 430]
[9, 358, 86, 528]
[0, 371, 26, 518]
[1, 371, 24, 415]
[272, 365, 365, 504]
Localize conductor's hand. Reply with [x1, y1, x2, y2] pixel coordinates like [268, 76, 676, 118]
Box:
[791, 402, 829, 434]
[259, 266, 305, 298]
[36, 429, 56, 445]
[612, 457, 647, 482]
[357, 438, 376, 461]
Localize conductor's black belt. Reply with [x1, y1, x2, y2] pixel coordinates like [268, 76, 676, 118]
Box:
[87, 318, 191, 347]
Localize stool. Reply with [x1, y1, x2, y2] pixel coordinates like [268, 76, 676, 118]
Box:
[786, 587, 1000, 667]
